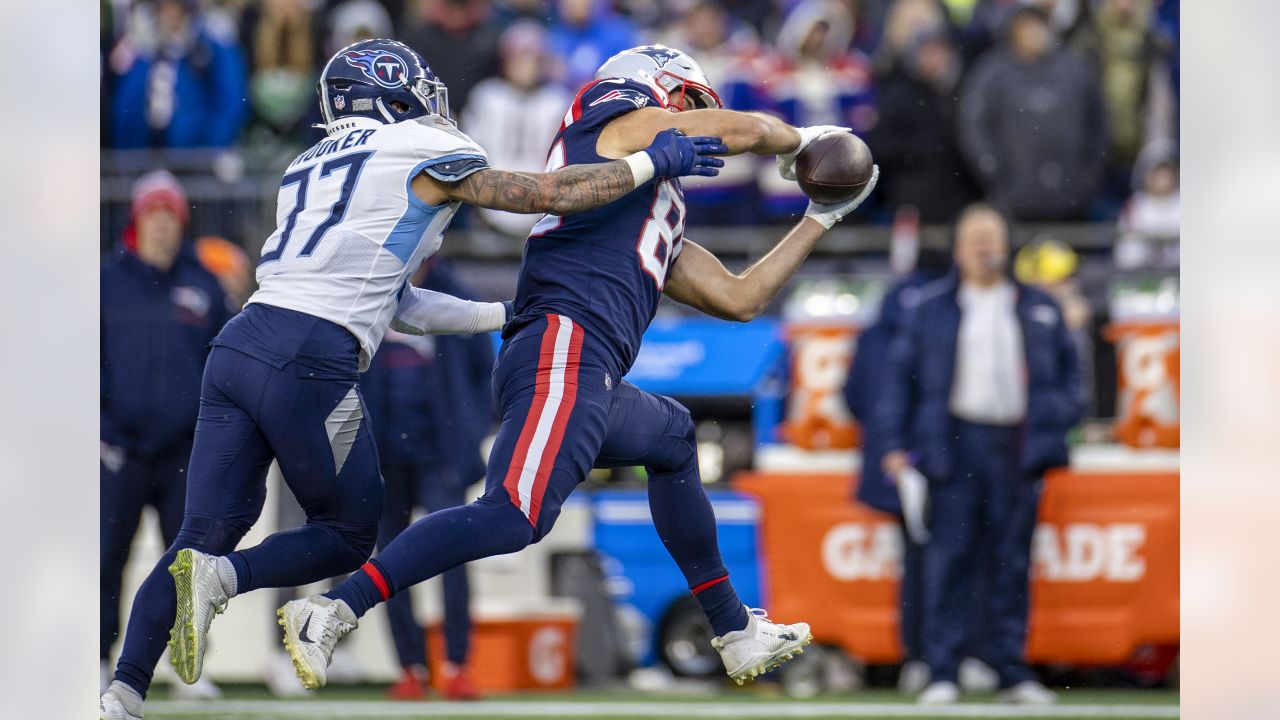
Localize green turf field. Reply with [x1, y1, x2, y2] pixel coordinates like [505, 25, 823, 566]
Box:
[141, 685, 1179, 720]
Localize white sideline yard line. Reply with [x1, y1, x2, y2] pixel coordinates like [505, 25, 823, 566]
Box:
[145, 700, 1180, 718]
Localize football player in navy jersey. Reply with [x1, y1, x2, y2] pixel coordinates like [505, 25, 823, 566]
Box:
[284, 45, 878, 688]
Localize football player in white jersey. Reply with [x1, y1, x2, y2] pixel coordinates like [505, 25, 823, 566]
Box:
[100, 38, 725, 720]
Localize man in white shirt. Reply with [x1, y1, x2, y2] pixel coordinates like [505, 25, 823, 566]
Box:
[879, 204, 1082, 707]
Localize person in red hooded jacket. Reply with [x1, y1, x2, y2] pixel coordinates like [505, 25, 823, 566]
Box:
[100, 170, 232, 697]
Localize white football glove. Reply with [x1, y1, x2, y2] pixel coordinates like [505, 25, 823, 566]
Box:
[804, 164, 880, 230]
[776, 125, 853, 181]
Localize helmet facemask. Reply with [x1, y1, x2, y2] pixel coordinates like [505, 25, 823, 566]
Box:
[653, 70, 722, 112]
[408, 75, 450, 120]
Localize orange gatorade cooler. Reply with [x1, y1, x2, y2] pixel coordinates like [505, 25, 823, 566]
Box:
[780, 278, 887, 450]
[1105, 276, 1179, 448]
[425, 611, 578, 693]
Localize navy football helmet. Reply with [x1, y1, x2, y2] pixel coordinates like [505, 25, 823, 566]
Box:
[317, 39, 449, 125]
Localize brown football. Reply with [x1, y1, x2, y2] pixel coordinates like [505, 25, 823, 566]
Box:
[795, 132, 875, 204]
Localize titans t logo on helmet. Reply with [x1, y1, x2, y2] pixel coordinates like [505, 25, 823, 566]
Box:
[343, 49, 408, 89]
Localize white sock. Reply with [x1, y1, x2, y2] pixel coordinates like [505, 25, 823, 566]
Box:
[215, 555, 239, 598]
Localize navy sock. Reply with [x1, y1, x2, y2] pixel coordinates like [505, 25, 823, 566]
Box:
[327, 560, 391, 617]
[693, 575, 750, 637]
[647, 464, 749, 636]
[327, 496, 532, 619]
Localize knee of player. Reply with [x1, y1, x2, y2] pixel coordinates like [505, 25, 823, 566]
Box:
[472, 491, 539, 552]
[650, 399, 699, 476]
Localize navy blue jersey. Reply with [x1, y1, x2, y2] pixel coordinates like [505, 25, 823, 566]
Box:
[510, 78, 685, 373]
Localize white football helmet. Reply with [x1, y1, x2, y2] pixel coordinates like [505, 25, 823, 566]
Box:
[595, 44, 722, 112]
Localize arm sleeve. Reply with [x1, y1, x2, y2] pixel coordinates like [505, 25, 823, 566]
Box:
[408, 118, 490, 182]
[390, 285, 507, 336]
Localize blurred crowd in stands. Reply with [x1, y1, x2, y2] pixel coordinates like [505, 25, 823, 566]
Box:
[101, 0, 1179, 233]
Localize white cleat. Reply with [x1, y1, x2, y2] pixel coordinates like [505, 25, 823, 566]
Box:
[277, 595, 358, 690]
[710, 606, 812, 685]
[997, 680, 1058, 705]
[959, 656, 1000, 693]
[167, 549, 229, 684]
[898, 660, 931, 696]
[918, 680, 961, 705]
[100, 681, 144, 720]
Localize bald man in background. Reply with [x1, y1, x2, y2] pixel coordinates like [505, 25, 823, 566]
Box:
[878, 204, 1082, 706]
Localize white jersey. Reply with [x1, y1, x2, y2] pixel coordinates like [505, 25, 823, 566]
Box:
[247, 114, 488, 370]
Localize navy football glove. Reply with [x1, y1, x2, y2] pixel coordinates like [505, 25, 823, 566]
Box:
[643, 129, 727, 179]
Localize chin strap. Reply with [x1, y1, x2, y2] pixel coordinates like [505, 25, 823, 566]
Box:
[374, 97, 398, 124]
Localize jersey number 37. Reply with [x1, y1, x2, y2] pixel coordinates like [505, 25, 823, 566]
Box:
[260, 151, 373, 264]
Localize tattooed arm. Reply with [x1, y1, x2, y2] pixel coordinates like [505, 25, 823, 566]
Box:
[410, 129, 724, 213]
[411, 162, 637, 215]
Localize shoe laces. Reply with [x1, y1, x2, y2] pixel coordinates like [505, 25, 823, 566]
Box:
[747, 607, 774, 623]
[311, 603, 349, 653]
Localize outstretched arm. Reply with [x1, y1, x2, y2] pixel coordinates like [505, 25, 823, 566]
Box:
[599, 107, 801, 158]
[663, 166, 880, 322]
[664, 221, 825, 322]
[422, 162, 637, 215]
[413, 129, 724, 213]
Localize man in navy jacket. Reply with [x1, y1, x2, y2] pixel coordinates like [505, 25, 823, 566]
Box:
[878, 204, 1081, 706]
[100, 171, 232, 692]
[843, 249, 950, 693]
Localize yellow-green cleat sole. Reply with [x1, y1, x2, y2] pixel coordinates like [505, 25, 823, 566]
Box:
[167, 548, 200, 684]
[277, 606, 323, 690]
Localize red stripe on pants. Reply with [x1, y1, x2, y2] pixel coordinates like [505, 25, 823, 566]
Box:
[502, 315, 564, 520]
[527, 321, 583, 526]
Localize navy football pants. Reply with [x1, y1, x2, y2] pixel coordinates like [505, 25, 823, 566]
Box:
[335, 314, 741, 633]
[114, 345, 382, 697]
[101, 441, 189, 661]
[922, 420, 1042, 687]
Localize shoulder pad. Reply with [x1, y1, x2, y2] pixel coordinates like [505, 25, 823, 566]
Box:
[405, 116, 489, 181]
[582, 78, 658, 111]
[422, 156, 489, 183]
[568, 78, 663, 131]
[413, 114, 472, 140]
